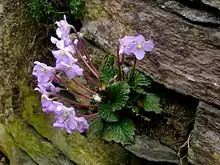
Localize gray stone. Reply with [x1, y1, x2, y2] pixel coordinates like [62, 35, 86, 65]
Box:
[188, 102, 220, 165]
[125, 135, 179, 164]
[82, 0, 220, 106]
[202, 0, 220, 10]
[158, 0, 220, 24]
[0, 0, 130, 164]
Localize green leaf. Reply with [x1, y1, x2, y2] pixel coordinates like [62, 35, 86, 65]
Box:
[100, 55, 117, 84]
[143, 93, 162, 113]
[100, 103, 119, 122]
[87, 116, 104, 138]
[133, 87, 147, 94]
[129, 72, 152, 88]
[102, 119, 135, 145]
[104, 81, 130, 111]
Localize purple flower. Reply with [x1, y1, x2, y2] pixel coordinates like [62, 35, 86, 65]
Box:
[52, 103, 88, 133]
[32, 61, 55, 85]
[132, 35, 154, 60]
[35, 82, 60, 94]
[51, 36, 73, 49]
[55, 61, 83, 79]
[119, 36, 135, 56]
[41, 94, 56, 112]
[55, 15, 70, 40]
[52, 47, 77, 65]
[75, 117, 89, 133]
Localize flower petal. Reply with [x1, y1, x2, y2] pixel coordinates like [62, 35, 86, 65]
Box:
[143, 40, 154, 52]
[134, 48, 145, 60]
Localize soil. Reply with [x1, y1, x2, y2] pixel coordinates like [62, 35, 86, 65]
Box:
[135, 82, 198, 152]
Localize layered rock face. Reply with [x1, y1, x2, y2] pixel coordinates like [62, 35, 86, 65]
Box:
[82, 0, 220, 164]
[82, 0, 220, 107]
[0, 0, 129, 164]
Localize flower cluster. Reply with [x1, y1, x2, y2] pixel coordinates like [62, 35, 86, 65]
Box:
[32, 15, 88, 134]
[119, 35, 154, 60]
[32, 15, 155, 137]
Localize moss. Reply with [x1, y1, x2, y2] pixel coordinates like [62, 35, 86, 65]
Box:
[5, 117, 58, 163]
[27, 113, 130, 165]
[12, 78, 130, 165]
[85, 4, 109, 21]
[0, 124, 37, 165]
[212, 153, 220, 163]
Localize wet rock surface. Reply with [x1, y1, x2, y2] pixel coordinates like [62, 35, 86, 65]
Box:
[82, 0, 220, 107]
[125, 135, 179, 164]
[0, 0, 130, 164]
[188, 102, 220, 165]
[157, 0, 220, 24]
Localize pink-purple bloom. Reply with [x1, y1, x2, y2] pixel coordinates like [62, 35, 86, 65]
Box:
[119, 34, 154, 60]
[41, 94, 56, 112]
[52, 48, 77, 65]
[119, 36, 135, 56]
[55, 61, 83, 79]
[35, 82, 60, 95]
[33, 16, 90, 134]
[55, 15, 70, 40]
[32, 61, 55, 85]
[53, 103, 89, 133]
[132, 35, 154, 60]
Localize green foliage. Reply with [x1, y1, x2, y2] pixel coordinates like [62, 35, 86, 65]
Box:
[27, 0, 84, 22]
[69, 0, 85, 18]
[104, 82, 130, 111]
[102, 119, 135, 145]
[143, 93, 162, 113]
[87, 116, 104, 138]
[100, 55, 117, 84]
[129, 72, 152, 87]
[128, 71, 152, 94]
[87, 70, 162, 144]
[100, 103, 119, 122]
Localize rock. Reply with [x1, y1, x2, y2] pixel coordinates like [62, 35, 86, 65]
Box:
[5, 117, 75, 165]
[188, 102, 220, 165]
[125, 135, 179, 164]
[0, 0, 130, 164]
[0, 124, 37, 165]
[82, 0, 220, 106]
[139, 90, 197, 152]
[157, 0, 220, 24]
[201, 0, 220, 10]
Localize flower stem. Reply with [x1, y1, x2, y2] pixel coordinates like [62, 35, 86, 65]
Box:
[116, 45, 122, 80]
[131, 58, 137, 80]
[74, 45, 100, 79]
[72, 78, 97, 95]
[83, 71, 100, 88]
[76, 112, 99, 119]
[122, 54, 125, 80]
[56, 75, 93, 100]
[71, 26, 100, 77]
[53, 95, 98, 108]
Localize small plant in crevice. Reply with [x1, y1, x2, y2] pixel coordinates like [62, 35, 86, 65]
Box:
[27, 0, 84, 23]
[32, 15, 162, 145]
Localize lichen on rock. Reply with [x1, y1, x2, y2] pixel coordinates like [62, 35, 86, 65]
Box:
[0, 0, 130, 164]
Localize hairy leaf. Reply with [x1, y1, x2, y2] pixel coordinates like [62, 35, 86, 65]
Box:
[143, 93, 162, 113]
[102, 119, 135, 145]
[129, 72, 152, 88]
[87, 116, 104, 138]
[100, 55, 117, 84]
[104, 82, 130, 111]
[100, 103, 119, 122]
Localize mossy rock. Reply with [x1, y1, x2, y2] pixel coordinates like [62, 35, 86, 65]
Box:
[17, 79, 129, 165]
[0, 0, 130, 164]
